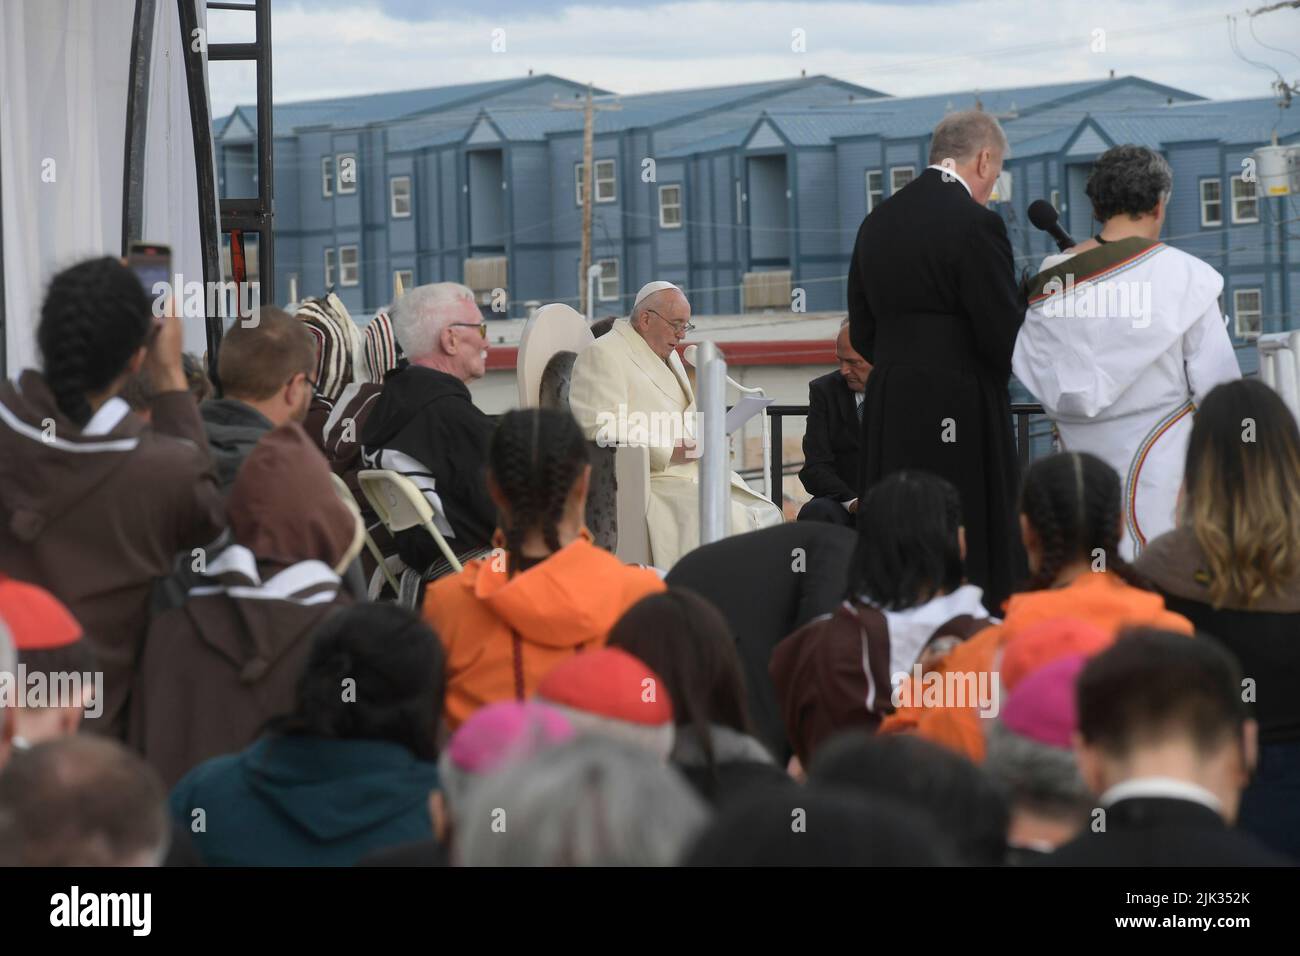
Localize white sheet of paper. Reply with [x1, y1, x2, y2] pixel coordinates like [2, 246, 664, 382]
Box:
[725, 395, 774, 434]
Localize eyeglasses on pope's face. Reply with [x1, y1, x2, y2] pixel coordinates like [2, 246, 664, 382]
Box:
[646, 309, 695, 336]
[449, 321, 488, 339]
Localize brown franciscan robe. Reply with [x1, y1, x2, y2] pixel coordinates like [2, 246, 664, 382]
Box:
[129, 424, 358, 786]
[0, 370, 226, 738]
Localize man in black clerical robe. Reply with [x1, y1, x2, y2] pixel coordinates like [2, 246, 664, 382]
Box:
[846, 109, 1027, 612]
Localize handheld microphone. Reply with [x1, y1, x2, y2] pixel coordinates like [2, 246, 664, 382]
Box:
[1028, 199, 1076, 252]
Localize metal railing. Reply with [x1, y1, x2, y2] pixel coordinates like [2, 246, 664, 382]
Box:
[761, 402, 1049, 500]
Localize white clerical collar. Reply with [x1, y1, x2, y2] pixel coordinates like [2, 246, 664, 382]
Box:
[1099, 776, 1224, 815]
[83, 396, 132, 436]
[926, 164, 972, 197]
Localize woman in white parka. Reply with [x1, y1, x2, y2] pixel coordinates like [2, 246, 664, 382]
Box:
[1013, 145, 1241, 559]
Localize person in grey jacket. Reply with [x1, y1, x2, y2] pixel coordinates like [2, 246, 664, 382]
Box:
[200, 307, 317, 493]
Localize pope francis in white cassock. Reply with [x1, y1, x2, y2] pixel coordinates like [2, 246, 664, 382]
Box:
[568, 281, 783, 568]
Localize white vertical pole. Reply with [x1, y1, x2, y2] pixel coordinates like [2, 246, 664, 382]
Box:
[697, 340, 729, 546]
[586, 263, 602, 323]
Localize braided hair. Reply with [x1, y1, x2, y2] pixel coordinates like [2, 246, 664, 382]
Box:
[37, 257, 152, 427]
[488, 408, 589, 576]
[1019, 451, 1148, 591]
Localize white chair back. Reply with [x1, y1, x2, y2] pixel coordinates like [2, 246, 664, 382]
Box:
[517, 303, 594, 407]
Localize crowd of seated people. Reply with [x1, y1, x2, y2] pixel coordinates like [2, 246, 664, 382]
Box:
[0, 255, 1297, 869]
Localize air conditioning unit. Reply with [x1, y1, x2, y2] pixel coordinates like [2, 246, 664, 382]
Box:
[741, 269, 792, 311]
[463, 256, 507, 306]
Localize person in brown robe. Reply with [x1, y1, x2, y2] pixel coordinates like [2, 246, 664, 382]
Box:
[0, 257, 225, 739]
[129, 423, 361, 787]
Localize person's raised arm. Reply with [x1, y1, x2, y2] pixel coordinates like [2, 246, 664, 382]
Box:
[143, 313, 208, 450]
[145, 312, 224, 548]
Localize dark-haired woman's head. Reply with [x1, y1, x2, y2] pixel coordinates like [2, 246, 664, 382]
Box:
[1019, 452, 1144, 590]
[1086, 144, 1172, 227]
[37, 257, 154, 427]
[1181, 379, 1300, 607]
[607, 589, 753, 769]
[487, 408, 590, 575]
[276, 604, 444, 761]
[850, 471, 965, 609]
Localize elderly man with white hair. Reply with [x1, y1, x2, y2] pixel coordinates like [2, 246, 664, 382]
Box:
[360, 282, 497, 573]
[568, 281, 782, 568]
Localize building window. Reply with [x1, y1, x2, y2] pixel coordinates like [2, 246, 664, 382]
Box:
[866, 170, 883, 212]
[658, 184, 682, 228]
[1199, 179, 1222, 227]
[575, 159, 617, 205]
[338, 245, 359, 286]
[323, 248, 335, 288]
[1233, 288, 1262, 338]
[336, 153, 358, 195]
[889, 166, 915, 195]
[1230, 175, 1258, 224]
[595, 258, 619, 301]
[1050, 189, 1061, 212]
[390, 176, 412, 218]
[321, 157, 334, 197]
[394, 269, 414, 293]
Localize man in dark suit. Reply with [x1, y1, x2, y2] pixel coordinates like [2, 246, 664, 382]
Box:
[1043, 629, 1292, 866]
[847, 110, 1026, 613]
[798, 319, 870, 526]
[665, 521, 858, 763]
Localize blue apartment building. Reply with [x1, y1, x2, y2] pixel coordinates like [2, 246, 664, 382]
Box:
[214, 72, 1299, 366]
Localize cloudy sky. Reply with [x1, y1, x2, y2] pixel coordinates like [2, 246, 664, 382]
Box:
[205, 0, 1300, 116]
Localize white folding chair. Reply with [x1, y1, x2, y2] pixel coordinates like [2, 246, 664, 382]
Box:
[357, 469, 464, 576]
[329, 473, 398, 595]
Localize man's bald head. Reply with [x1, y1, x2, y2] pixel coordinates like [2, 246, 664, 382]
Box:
[835, 321, 872, 392]
[0, 736, 170, 866]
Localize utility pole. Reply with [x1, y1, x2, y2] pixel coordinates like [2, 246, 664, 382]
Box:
[555, 83, 620, 315]
[580, 84, 595, 315]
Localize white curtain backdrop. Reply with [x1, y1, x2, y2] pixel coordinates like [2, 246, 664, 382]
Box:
[1, 0, 218, 376]
[1, 0, 134, 376]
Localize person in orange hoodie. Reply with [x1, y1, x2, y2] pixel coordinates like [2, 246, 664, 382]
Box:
[881, 452, 1192, 761]
[423, 408, 665, 731]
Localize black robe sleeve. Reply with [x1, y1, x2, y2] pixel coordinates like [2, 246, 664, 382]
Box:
[955, 210, 1025, 380]
[847, 228, 876, 363]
